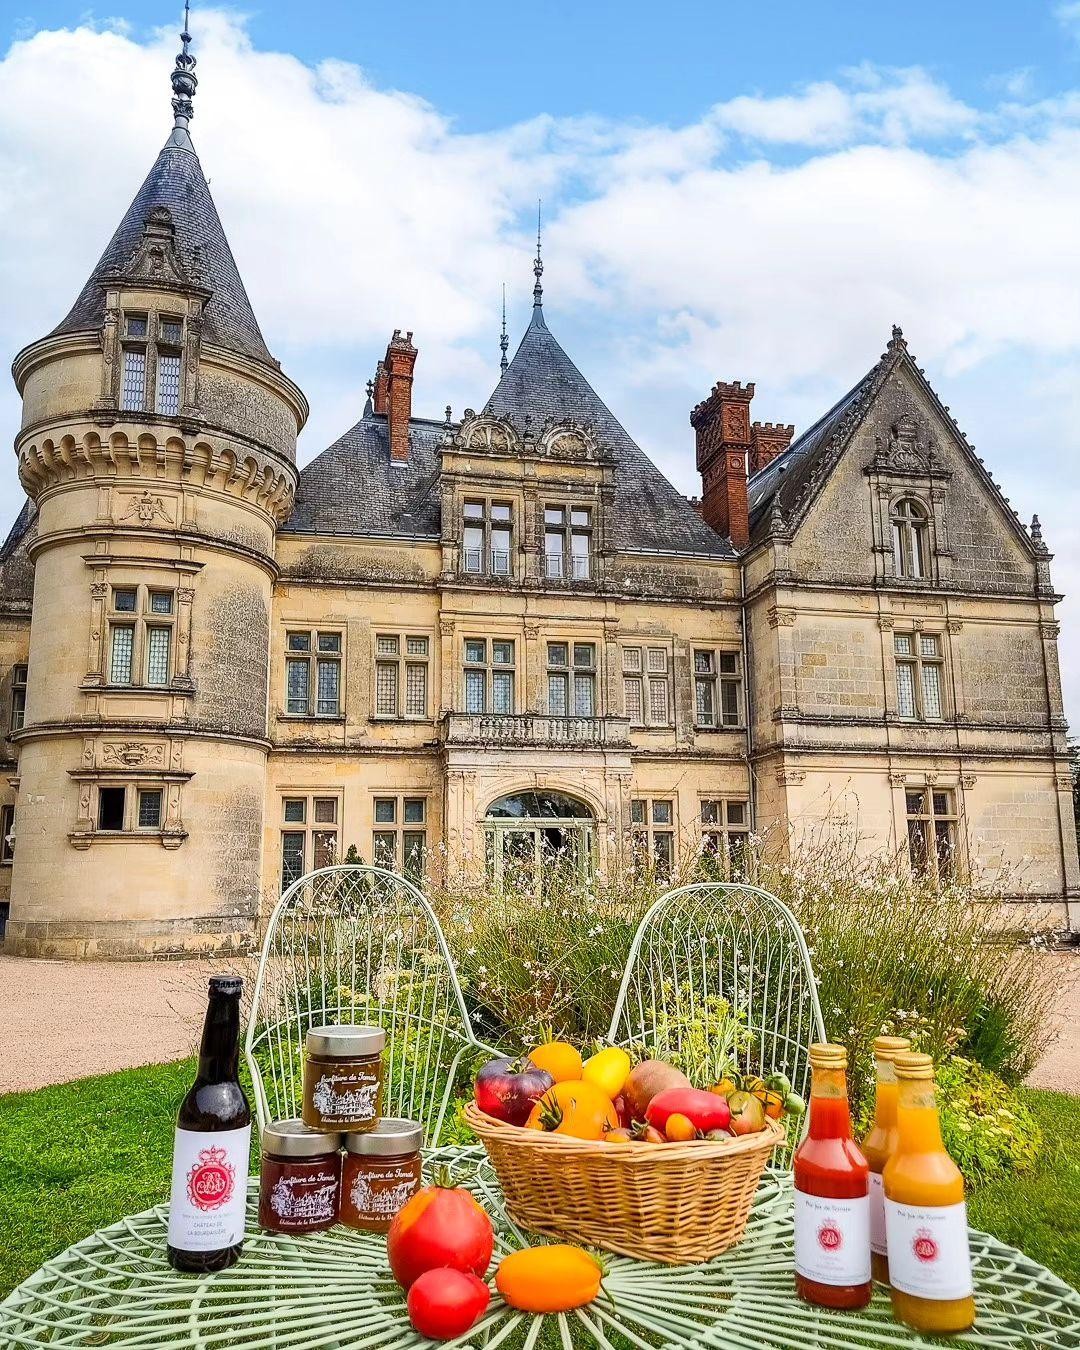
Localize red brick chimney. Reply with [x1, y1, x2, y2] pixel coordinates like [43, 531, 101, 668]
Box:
[383, 330, 417, 464]
[690, 380, 754, 550]
[372, 359, 389, 415]
[750, 421, 795, 476]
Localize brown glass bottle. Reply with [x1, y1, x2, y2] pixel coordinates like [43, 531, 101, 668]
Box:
[167, 976, 252, 1273]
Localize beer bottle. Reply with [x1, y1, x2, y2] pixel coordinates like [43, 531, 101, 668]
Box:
[167, 975, 252, 1273]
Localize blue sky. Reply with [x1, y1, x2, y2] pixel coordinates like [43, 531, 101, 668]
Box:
[1, 3, 1080, 716]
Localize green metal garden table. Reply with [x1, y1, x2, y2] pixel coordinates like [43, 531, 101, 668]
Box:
[2, 1148, 1078, 1350]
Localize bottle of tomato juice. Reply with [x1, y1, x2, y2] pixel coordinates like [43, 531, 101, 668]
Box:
[861, 1034, 911, 1285]
[793, 1042, 872, 1310]
[883, 1053, 975, 1334]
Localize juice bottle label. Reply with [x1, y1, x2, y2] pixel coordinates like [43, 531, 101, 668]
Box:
[167, 1125, 251, 1251]
[884, 1199, 973, 1301]
[794, 1191, 871, 1286]
[869, 1171, 886, 1255]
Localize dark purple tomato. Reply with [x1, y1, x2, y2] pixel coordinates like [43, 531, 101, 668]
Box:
[474, 1057, 554, 1126]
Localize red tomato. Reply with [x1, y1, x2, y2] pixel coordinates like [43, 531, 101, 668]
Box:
[388, 1183, 494, 1289]
[646, 1087, 731, 1134]
[406, 1268, 491, 1341]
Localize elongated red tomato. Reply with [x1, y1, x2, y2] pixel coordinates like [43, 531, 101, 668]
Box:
[645, 1086, 731, 1134]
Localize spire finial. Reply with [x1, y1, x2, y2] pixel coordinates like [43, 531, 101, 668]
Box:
[170, 2, 198, 139]
[532, 199, 544, 308]
[499, 284, 509, 373]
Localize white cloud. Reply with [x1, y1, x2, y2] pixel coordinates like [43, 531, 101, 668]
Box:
[0, 12, 1079, 719]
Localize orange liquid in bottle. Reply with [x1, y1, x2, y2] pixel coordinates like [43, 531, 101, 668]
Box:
[793, 1045, 872, 1311]
[861, 1035, 910, 1285]
[883, 1055, 975, 1334]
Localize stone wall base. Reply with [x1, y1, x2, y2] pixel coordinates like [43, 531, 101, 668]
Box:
[3, 915, 257, 961]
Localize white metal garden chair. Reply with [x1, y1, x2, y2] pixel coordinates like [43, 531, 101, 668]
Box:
[608, 881, 827, 1167]
[245, 864, 491, 1146]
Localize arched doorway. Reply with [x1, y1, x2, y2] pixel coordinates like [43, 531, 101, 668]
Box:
[484, 790, 594, 888]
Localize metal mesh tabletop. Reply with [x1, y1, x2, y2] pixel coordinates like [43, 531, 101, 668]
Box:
[3, 1149, 1078, 1349]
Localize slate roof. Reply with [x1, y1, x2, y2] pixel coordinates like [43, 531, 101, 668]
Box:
[49, 129, 274, 368]
[0, 499, 38, 607]
[283, 411, 444, 537]
[484, 307, 732, 556]
[286, 304, 733, 556]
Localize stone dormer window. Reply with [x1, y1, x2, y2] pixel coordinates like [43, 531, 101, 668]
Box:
[462, 499, 512, 577]
[119, 310, 184, 416]
[544, 505, 591, 580]
[891, 497, 929, 578]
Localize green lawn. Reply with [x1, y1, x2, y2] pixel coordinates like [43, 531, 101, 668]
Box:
[0, 1064, 1077, 1300]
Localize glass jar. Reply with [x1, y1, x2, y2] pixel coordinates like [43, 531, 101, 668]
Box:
[340, 1118, 424, 1232]
[302, 1025, 386, 1131]
[258, 1118, 342, 1234]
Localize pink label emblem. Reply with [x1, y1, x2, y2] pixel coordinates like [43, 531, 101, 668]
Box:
[912, 1228, 939, 1263]
[817, 1222, 843, 1252]
[186, 1145, 236, 1211]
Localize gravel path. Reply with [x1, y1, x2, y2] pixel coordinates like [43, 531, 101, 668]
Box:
[0, 950, 1076, 1097]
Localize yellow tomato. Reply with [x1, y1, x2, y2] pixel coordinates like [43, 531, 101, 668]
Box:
[581, 1046, 632, 1099]
[496, 1245, 603, 1312]
[528, 1040, 583, 1084]
[525, 1080, 620, 1140]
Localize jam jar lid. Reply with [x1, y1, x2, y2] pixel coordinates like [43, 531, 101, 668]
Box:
[262, 1118, 342, 1158]
[344, 1118, 424, 1157]
[306, 1024, 386, 1057]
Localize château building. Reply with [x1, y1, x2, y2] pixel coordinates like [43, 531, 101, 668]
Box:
[0, 28, 1075, 957]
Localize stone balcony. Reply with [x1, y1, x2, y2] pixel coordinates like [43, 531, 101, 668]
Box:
[441, 712, 632, 748]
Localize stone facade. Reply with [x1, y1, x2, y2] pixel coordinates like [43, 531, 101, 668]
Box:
[0, 54, 1075, 957]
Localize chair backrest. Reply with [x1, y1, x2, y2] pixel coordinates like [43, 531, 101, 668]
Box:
[244, 864, 485, 1147]
[607, 882, 826, 1167]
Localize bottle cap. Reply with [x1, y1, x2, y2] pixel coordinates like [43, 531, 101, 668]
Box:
[209, 975, 243, 997]
[306, 1024, 386, 1057]
[808, 1042, 847, 1069]
[894, 1052, 935, 1080]
[262, 1118, 341, 1158]
[344, 1118, 424, 1157]
[873, 1035, 911, 1059]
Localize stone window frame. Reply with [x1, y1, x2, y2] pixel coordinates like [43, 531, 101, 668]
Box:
[284, 627, 345, 719]
[891, 628, 947, 722]
[693, 647, 744, 729]
[890, 495, 931, 580]
[547, 640, 598, 718]
[905, 785, 958, 882]
[371, 794, 428, 880]
[9, 663, 27, 734]
[104, 583, 178, 689]
[629, 796, 676, 877]
[0, 802, 14, 866]
[118, 308, 185, 417]
[621, 643, 673, 728]
[461, 497, 514, 579]
[543, 503, 593, 582]
[462, 637, 515, 715]
[87, 780, 173, 837]
[280, 791, 342, 890]
[699, 797, 751, 873]
[372, 632, 432, 722]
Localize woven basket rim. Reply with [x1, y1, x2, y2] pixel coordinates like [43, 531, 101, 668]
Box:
[463, 1101, 785, 1161]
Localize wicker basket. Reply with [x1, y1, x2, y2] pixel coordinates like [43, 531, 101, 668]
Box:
[464, 1102, 784, 1264]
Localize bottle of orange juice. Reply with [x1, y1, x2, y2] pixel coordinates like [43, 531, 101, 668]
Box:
[861, 1034, 911, 1285]
[883, 1053, 975, 1334]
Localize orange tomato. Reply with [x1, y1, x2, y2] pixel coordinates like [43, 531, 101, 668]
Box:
[524, 1080, 620, 1140]
[762, 1089, 785, 1120]
[710, 1078, 737, 1098]
[605, 1127, 633, 1144]
[496, 1245, 603, 1313]
[528, 1041, 584, 1084]
[664, 1112, 698, 1142]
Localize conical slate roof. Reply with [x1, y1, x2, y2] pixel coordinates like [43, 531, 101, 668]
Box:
[49, 133, 274, 368]
[485, 307, 733, 557]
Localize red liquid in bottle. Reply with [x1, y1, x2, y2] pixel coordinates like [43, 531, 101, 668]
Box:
[793, 1045, 872, 1310]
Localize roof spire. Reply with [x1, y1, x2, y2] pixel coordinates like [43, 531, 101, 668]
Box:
[169, 2, 198, 149]
[499, 284, 509, 373]
[532, 198, 544, 309]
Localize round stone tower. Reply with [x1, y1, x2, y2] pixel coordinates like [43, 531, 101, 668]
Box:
[5, 20, 307, 956]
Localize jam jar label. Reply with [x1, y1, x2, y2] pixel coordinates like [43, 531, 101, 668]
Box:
[350, 1166, 418, 1220]
[794, 1190, 871, 1286]
[884, 1199, 973, 1300]
[312, 1070, 380, 1123]
[167, 1126, 251, 1251]
[269, 1170, 339, 1225]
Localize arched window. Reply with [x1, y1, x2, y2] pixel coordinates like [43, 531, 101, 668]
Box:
[484, 791, 593, 888]
[891, 498, 929, 579]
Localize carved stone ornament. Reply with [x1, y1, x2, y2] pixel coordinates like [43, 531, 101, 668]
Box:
[947, 619, 963, 634]
[960, 775, 977, 790]
[776, 768, 806, 786]
[121, 207, 189, 287]
[888, 771, 907, 787]
[537, 420, 602, 462]
[1058, 775, 1074, 793]
[923, 771, 939, 786]
[456, 414, 520, 456]
[877, 615, 895, 631]
[1040, 621, 1061, 640]
[120, 491, 176, 526]
[874, 412, 929, 472]
[101, 742, 166, 768]
[767, 606, 796, 629]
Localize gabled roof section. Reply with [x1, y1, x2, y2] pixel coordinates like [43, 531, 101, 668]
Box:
[485, 307, 733, 557]
[283, 412, 443, 538]
[0, 499, 37, 608]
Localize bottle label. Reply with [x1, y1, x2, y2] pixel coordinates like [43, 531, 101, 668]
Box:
[794, 1190, 871, 1286]
[167, 1126, 251, 1252]
[869, 1171, 887, 1255]
[884, 1199, 973, 1300]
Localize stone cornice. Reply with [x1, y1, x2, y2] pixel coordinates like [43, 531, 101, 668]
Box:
[29, 524, 280, 581]
[12, 721, 271, 752]
[743, 573, 1062, 608]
